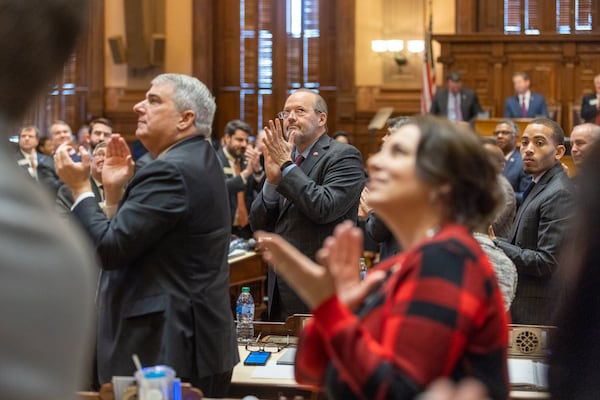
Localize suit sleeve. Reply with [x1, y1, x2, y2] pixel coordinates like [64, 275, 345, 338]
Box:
[276, 146, 365, 224]
[496, 186, 573, 277]
[581, 95, 597, 123]
[504, 98, 515, 118]
[365, 212, 393, 243]
[539, 97, 549, 118]
[249, 189, 279, 233]
[429, 91, 441, 115]
[72, 160, 187, 269]
[469, 92, 483, 122]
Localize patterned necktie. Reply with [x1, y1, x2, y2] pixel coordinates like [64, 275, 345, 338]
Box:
[454, 94, 463, 121]
[294, 154, 305, 166]
[520, 96, 527, 117]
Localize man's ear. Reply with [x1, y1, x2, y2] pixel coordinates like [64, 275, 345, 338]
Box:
[555, 144, 566, 160]
[177, 110, 195, 131]
[318, 112, 327, 127]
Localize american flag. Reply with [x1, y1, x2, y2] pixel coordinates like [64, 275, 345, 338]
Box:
[421, 9, 436, 115]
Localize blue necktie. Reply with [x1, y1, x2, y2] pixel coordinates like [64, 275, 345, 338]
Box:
[522, 180, 536, 201]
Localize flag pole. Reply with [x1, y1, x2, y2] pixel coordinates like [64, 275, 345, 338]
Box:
[421, 0, 436, 115]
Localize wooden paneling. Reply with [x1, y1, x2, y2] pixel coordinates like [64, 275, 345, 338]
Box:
[433, 34, 600, 135]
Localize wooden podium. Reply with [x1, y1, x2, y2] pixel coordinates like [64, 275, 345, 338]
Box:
[474, 117, 534, 138]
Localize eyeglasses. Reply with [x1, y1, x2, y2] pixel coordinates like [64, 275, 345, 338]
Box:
[244, 333, 293, 353]
[493, 130, 515, 136]
[245, 342, 289, 353]
[277, 108, 321, 119]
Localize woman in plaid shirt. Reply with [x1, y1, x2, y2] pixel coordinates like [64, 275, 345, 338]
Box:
[255, 116, 509, 400]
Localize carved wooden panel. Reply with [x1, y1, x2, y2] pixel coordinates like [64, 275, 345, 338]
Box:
[434, 34, 600, 134]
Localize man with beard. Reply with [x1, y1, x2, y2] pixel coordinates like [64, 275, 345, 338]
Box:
[216, 119, 263, 239]
[249, 89, 365, 320]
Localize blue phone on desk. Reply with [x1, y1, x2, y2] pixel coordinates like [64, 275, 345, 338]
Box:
[244, 351, 271, 366]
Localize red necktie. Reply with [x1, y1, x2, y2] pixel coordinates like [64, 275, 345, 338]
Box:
[294, 154, 305, 166]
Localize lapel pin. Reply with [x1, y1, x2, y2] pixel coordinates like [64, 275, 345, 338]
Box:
[312, 151, 318, 157]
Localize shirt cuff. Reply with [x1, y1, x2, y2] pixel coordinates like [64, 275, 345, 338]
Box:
[262, 181, 279, 207]
[71, 192, 95, 211]
[282, 163, 296, 176]
[312, 295, 355, 338]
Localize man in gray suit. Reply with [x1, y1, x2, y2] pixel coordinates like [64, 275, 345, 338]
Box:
[0, 1, 96, 399]
[250, 89, 365, 320]
[495, 118, 574, 324]
[56, 74, 239, 397]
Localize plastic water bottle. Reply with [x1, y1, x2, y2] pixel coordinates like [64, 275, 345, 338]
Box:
[236, 286, 255, 343]
[359, 257, 368, 280]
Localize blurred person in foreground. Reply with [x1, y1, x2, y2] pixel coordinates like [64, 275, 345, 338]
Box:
[549, 140, 600, 399]
[255, 116, 509, 400]
[0, 1, 96, 399]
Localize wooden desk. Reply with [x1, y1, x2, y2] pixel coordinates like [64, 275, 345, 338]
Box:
[229, 251, 268, 318]
[229, 345, 322, 400]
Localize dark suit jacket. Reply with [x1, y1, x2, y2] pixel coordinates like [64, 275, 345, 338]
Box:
[72, 136, 238, 386]
[429, 87, 482, 122]
[504, 93, 548, 118]
[364, 211, 401, 261]
[249, 134, 365, 318]
[55, 178, 103, 217]
[37, 155, 63, 194]
[502, 149, 532, 204]
[496, 163, 574, 324]
[580, 93, 599, 123]
[215, 148, 263, 228]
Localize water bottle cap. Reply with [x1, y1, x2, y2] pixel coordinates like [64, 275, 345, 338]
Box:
[242, 286, 250, 292]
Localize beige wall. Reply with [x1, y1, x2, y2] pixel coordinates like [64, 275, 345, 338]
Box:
[355, 0, 455, 86]
[104, 0, 193, 88]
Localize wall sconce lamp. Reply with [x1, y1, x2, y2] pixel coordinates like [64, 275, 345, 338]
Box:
[371, 39, 425, 67]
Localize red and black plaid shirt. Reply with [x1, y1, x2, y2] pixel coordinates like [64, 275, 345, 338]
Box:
[295, 224, 509, 400]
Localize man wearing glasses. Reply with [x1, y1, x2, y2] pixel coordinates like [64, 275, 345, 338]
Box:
[493, 119, 531, 205]
[250, 89, 365, 321]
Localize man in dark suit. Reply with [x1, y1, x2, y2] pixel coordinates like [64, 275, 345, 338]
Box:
[15, 125, 50, 181]
[216, 119, 263, 239]
[580, 73, 600, 123]
[55, 73, 239, 397]
[250, 89, 365, 321]
[504, 71, 549, 118]
[493, 119, 531, 204]
[495, 118, 574, 325]
[429, 71, 482, 123]
[0, 1, 96, 399]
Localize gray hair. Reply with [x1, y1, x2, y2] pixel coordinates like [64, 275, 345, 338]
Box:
[151, 74, 216, 138]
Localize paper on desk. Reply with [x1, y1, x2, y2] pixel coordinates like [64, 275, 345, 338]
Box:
[250, 360, 295, 379]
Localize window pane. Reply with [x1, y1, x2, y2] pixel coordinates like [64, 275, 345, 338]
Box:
[576, 0, 592, 31]
[504, 0, 521, 33]
[524, 0, 540, 34]
[556, 0, 571, 33]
